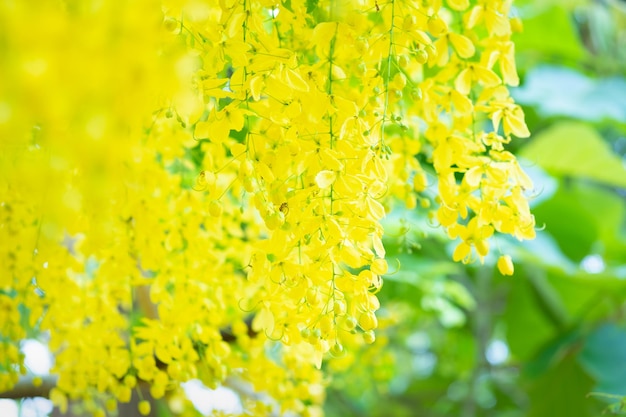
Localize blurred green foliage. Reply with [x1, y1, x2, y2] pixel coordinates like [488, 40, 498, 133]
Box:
[324, 1, 626, 416]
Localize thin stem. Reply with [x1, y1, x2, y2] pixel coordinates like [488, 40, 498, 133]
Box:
[380, 0, 397, 150]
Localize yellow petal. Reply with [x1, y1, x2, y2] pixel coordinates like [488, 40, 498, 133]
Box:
[331, 65, 346, 81]
[464, 166, 482, 188]
[249, 75, 264, 101]
[339, 244, 366, 268]
[486, 10, 511, 36]
[455, 67, 472, 95]
[511, 17, 524, 33]
[475, 65, 501, 87]
[504, 109, 530, 138]
[252, 306, 275, 333]
[230, 142, 246, 157]
[434, 37, 450, 67]
[366, 197, 386, 220]
[284, 67, 310, 92]
[450, 89, 473, 114]
[413, 171, 428, 192]
[453, 242, 471, 262]
[391, 72, 407, 90]
[513, 162, 533, 190]
[372, 234, 386, 258]
[437, 205, 458, 227]
[491, 109, 503, 133]
[447, 0, 469, 11]
[427, 15, 447, 36]
[312, 21, 338, 57]
[370, 258, 388, 275]
[227, 108, 245, 132]
[466, 6, 484, 29]
[194, 121, 211, 139]
[412, 30, 433, 46]
[449, 33, 475, 59]
[475, 240, 489, 258]
[315, 170, 337, 189]
[500, 54, 519, 86]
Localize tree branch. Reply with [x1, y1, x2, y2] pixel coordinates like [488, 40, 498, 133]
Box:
[0, 375, 58, 399]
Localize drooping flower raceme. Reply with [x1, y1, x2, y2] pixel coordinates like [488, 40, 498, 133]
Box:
[0, 0, 533, 415]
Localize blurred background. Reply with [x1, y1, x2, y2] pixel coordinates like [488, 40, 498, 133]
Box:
[2, 0, 626, 416]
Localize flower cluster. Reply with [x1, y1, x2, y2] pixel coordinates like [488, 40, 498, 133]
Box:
[0, 0, 533, 414]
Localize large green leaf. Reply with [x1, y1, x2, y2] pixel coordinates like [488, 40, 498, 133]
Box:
[532, 186, 599, 261]
[572, 183, 626, 262]
[514, 5, 587, 64]
[527, 353, 602, 417]
[520, 122, 626, 188]
[524, 329, 582, 378]
[544, 268, 626, 324]
[504, 269, 559, 361]
[531, 180, 626, 261]
[579, 324, 626, 396]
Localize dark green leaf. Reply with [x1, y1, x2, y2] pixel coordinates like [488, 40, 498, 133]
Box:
[532, 186, 599, 261]
[504, 271, 558, 361]
[528, 353, 601, 417]
[579, 324, 626, 396]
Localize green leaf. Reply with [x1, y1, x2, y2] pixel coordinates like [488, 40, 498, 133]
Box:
[531, 181, 626, 262]
[532, 186, 599, 261]
[524, 329, 581, 378]
[579, 324, 626, 396]
[571, 183, 626, 261]
[514, 6, 586, 64]
[527, 353, 601, 417]
[545, 268, 626, 322]
[504, 270, 558, 361]
[526, 270, 571, 329]
[306, 0, 319, 13]
[520, 122, 626, 188]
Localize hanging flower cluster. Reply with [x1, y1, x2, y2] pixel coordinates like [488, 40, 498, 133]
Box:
[0, 0, 533, 415]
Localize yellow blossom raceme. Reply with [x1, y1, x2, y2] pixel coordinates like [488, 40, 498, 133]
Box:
[0, 0, 534, 414]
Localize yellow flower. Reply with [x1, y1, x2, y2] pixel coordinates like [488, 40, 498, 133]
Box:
[0, 0, 533, 413]
[497, 255, 515, 276]
[138, 400, 151, 416]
